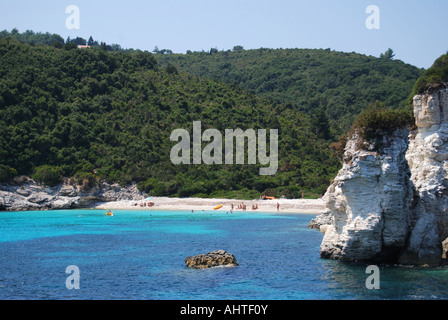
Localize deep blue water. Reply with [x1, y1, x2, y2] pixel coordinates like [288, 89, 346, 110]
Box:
[0, 209, 448, 300]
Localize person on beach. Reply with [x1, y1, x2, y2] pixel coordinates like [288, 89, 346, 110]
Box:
[277, 203, 280, 211]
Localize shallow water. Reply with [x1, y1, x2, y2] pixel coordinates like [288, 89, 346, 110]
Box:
[0, 209, 447, 300]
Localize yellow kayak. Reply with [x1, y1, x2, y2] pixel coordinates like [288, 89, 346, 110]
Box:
[214, 204, 223, 210]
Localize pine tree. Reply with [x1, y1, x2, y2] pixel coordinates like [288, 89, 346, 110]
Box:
[87, 36, 94, 47]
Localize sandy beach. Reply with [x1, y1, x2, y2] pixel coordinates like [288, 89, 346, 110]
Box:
[93, 197, 326, 214]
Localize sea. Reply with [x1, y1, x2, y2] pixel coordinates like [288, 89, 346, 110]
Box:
[0, 209, 448, 300]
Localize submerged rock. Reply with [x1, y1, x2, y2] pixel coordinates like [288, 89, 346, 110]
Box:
[185, 250, 238, 269]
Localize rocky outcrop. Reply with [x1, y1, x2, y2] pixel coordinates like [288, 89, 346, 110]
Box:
[316, 87, 448, 265]
[185, 250, 238, 269]
[400, 88, 448, 265]
[319, 129, 413, 262]
[0, 177, 146, 211]
[308, 211, 332, 232]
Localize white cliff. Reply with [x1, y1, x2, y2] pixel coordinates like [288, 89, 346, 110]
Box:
[317, 87, 448, 265]
[319, 129, 412, 262]
[400, 88, 448, 264]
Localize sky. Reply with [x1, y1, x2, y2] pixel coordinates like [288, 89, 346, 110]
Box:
[0, 0, 447, 69]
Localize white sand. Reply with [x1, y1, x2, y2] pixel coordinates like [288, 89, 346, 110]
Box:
[93, 197, 325, 214]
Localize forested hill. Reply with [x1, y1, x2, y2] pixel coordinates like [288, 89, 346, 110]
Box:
[157, 48, 424, 132]
[0, 31, 426, 199]
[0, 38, 343, 199]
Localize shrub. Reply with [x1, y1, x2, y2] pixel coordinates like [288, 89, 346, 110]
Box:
[137, 178, 157, 193]
[330, 134, 348, 161]
[0, 165, 17, 183]
[137, 178, 175, 196]
[165, 64, 178, 75]
[32, 165, 63, 186]
[351, 102, 413, 142]
[72, 171, 97, 189]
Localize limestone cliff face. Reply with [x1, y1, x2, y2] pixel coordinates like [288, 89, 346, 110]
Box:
[319, 129, 412, 262]
[401, 88, 448, 264]
[317, 87, 448, 265]
[0, 178, 146, 211]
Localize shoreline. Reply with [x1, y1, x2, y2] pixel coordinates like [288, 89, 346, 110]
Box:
[92, 197, 326, 214]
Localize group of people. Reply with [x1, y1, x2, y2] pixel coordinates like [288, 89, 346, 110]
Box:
[231, 203, 260, 211]
[233, 202, 280, 211]
[134, 202, 154, 208]
[235, 203, 247, 211]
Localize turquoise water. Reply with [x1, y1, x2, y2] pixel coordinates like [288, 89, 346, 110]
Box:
[0, 209, 447, 300]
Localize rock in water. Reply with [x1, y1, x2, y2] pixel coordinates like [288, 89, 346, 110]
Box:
[399, 88, 448, 265]
[185, 250, 238, 269]
[308, 209, 332, 230]
[319, 128, 412, 263]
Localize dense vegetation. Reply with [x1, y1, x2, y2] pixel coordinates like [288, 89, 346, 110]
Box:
[337, 52, 448, 154]
[0, 29, 124, 52]
[350, 101, 414, 144]
[157, 47, 424, 133]
[0, 29, 64, 46]
[0, 30, 427, 199]
[0, 36, 341, 198]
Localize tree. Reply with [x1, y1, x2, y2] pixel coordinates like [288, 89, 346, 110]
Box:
[380, 48, 395, 60]
[159, 49, 173, 54]
[49, 34, 64, 45]
[0, 165, 17, 183]
[87, 36, 98, 47]
[70, 37, 86, 46]
[311, 109, 331, 140]
[32, 165, 63, 186]
[165, 64, 178, 75]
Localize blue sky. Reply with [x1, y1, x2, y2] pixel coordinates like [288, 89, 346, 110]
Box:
[0, 0, 447, 68]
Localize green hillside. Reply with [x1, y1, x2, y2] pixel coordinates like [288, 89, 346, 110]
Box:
[0, 37, 341, 199]
[0, 29, 428, 199]
[157, 48, 424, 133]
